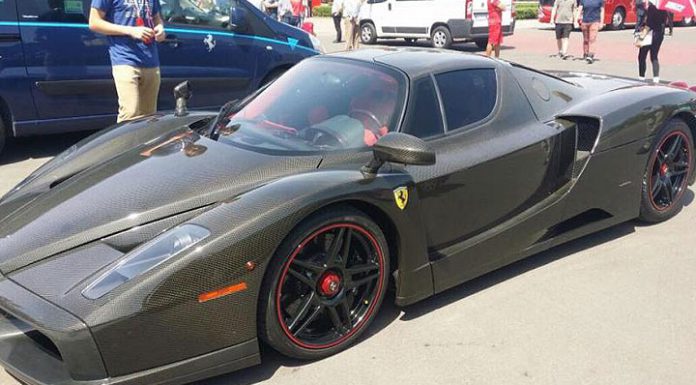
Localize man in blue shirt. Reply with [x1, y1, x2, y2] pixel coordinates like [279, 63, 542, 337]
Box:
[577, 0, 604, 63]
[89, 0, 166, 122]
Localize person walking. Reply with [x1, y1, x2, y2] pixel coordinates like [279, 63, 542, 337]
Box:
[332, 0, 344, 43]
[551, 0, 577, 59]
[634, 0, 647, 33]
[637, 0, 673, 83]
[485, 0, 505, 58]
[343, 0, 362, 51]
[577, 0, 604, 63]
[89, 0, 166, 123]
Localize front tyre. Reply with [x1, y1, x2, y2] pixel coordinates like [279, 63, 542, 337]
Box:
[639, 119, 694, 223]
[360, 22, 377, 45]
[260, 207, 389, 360]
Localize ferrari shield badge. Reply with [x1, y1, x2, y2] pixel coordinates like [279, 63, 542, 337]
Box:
[393, 186, 409, 210]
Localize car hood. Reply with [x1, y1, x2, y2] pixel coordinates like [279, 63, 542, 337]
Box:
[0, 117, 322, 274]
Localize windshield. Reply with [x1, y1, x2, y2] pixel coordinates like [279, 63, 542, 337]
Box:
[218, 58, 407, 153]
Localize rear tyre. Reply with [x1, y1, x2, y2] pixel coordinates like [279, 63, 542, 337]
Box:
[431, 26, 452, 49]
[474, 38, 488, 50]
[639, 119, 694, 223]
[611, 7, 626, 30]
[360, 22, 377, 45]
[259, 207, 389, 360]
[681, 16, 694, 26]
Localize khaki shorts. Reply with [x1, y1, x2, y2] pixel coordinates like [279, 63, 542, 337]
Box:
[112, 65, 161, 123]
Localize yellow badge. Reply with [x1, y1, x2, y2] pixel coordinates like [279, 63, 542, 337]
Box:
[393, 186, 409, 210]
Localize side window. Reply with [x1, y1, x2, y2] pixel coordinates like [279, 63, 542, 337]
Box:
[18, 0, 89, 23]
[0, 0, 18, 21]
[161, 0, 231, 28]
[402, 77, 445, 139]
[161, 0, 272, 36]
[434, 69, 497, 131]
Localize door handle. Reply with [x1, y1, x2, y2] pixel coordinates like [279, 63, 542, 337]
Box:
[163, 34, 181, 48]
[388, 3, 392, 10]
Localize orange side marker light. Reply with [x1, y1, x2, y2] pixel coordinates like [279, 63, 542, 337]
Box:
[198, 282, 248, 303]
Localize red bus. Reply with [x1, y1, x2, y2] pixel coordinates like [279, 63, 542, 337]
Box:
[538, 0, 694, 29]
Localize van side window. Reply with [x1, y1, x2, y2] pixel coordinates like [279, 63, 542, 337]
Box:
[434, 69, 497, 131]
[18, 0, 89, 23]
[402, 77, 445, 139]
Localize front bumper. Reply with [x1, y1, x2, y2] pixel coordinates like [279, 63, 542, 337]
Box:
[0, 277, 260, 385]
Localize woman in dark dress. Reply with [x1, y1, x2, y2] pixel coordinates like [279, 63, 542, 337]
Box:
[637, 0, 673, 83]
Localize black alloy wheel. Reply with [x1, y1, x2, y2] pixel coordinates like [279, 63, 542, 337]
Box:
[640, 119, 694, 222]
[260, 208, 389, 359]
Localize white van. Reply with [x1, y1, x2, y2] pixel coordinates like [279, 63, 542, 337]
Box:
[359, 0, 515, 49]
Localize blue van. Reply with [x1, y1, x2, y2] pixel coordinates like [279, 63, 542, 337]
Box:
[0, 0, 321, 154]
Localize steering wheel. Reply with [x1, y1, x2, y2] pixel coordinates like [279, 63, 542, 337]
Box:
[304, 126, 347, 148]
[349, 109, 383, 135]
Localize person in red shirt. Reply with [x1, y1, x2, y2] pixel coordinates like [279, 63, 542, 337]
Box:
[486, 0, 506, 58]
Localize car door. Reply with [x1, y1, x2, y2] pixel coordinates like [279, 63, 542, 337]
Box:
[363, 0, 394, 36]
[0, 0, 38, 131]
[17, 0, 116, 132]
[404, 68, 574, 292]
[158, 0, 262, 110]
[388, 0, 431, 36]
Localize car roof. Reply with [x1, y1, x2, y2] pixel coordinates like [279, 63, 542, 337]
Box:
[324, 48, 500, 78]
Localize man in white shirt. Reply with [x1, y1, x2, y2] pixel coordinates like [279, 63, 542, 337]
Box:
[343, 0, 362, 50]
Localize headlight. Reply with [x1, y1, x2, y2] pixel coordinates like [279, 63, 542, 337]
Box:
[82, 224, 210, 299]
[309, 34, 325, 54]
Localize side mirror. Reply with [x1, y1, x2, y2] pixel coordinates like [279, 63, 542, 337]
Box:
[229, 6, 249, 32]
[362, 133, 436, 176]
[174, 81, 191, 117]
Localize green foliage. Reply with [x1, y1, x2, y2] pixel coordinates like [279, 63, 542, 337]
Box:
[313, 4, 332, 17]
[515, 2, 539, 20]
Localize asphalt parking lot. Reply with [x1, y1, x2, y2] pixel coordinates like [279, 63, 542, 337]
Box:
[1, 19, 696, 385]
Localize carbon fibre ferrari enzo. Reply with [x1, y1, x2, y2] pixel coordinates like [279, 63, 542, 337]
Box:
[0, 48, 695, 385]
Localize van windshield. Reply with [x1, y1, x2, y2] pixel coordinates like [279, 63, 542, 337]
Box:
[218, 58, 407, 153]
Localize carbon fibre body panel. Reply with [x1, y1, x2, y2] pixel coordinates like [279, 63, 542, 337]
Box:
[0, 50, 694, 384]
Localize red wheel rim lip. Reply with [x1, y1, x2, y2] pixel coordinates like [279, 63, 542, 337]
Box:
[275, 223, 385, 350]
[648, 131, 692, 212]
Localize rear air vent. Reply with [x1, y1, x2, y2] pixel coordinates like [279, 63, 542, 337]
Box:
[557, 116, 601, 179]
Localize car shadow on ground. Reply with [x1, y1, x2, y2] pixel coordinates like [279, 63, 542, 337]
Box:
[199, 218, 640, 385]
[0, 132, 91, 166]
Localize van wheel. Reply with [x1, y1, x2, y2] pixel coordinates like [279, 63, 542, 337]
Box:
[361, 22, 377, 45]
[474, 38, 488, 50]
[611, 7, 625, 29]
[0, 118, 6, 157]
[681, 16, 694, 26]
[431, 26, 452, 49]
